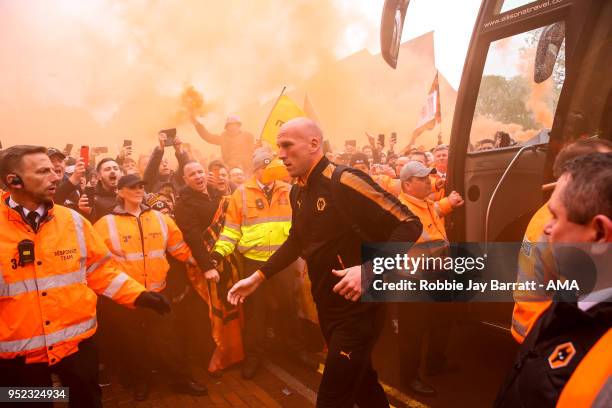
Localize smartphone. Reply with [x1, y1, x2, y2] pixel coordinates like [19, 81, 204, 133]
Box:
[378, 134, 385, 147]
[160, 128, 177, 147]
[92, 146, 108, 154]
[390, 132, 397, 144]
[123, 139, 132, 147]
[80, 146, 90, 168]
[84, 186, 96, 201]
[63, 143, 73, 156]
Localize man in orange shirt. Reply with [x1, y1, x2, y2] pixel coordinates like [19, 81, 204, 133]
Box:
[396, 160, 464, 396]
[191, 114, 255, 173]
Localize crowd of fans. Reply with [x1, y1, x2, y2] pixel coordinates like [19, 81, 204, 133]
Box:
[0, 114, 462, 400]
[1, 113, 609, 405]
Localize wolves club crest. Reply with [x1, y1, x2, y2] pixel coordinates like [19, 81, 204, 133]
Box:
[316, 197, 326, 211]
[548, 342, 576, 369]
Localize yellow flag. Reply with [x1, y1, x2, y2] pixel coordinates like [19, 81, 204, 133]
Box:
[260, 95, 305, 151]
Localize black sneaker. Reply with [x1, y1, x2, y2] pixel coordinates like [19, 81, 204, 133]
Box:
[208, 369, 223, 379]
[133, 380, 149, 401]
[408, 377, 436, 396]
[98, 367, 112, 388]
[175, 380, 208, 396]
[241, 356, 260, 380]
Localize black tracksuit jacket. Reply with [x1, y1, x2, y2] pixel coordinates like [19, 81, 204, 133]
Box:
[260, 156, 422, 323]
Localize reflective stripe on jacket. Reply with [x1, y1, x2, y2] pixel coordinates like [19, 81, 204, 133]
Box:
[372, 175, 401, 196]
[94, 206, 193, 292]
[512, 203, 555, 343]
[0, 195, 145, 365]
[213, 178, 291, 262]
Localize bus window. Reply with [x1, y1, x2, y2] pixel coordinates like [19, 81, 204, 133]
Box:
[468, 24, 565, 153]
[499, 0, 539, 14]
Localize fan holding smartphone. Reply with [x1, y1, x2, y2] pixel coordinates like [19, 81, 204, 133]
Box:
[159, 129, 177, 148]
[140, 129, 189, 194]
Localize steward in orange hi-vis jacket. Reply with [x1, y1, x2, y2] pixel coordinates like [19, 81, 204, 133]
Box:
[94, 203, 194, 292]
[93, 173, 207, 401]
[0, 145, 170, 408]
[0, 194, 146, 364]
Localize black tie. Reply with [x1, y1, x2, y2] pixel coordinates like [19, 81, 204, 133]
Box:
[26, 211, 39, 232]
[263, 186, 273, 203]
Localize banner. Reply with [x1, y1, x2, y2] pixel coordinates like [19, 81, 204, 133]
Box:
[413, 72, 441, 137]
[260, 94, 305, 150]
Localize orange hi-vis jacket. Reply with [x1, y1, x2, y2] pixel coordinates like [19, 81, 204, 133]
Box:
[213, 178, 292, 262]
[0, 195, 146, 365]
[511, 203, 554, 343]
[557, 328, 612, 407]
[94, 205, 194, 292]
[428, 172, 453, 216]
[398, 192, 450, 243]
[429, 171, 445, 201]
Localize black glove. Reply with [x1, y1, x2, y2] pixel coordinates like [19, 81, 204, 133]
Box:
[210, 251, 224, 266]
[134, 291, 171, 315]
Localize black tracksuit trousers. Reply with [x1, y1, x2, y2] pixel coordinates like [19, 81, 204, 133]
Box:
[316, 306, 389, 408]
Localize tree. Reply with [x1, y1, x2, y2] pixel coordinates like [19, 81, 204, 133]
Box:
[475, 75, 538, 129]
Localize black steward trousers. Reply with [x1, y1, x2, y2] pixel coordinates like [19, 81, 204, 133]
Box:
[316, 305, 389, 408]
[242, 257, 304, 359]
[397, 302, 452, 384]
[116, 303, 191, 384]
[0, 337, 101, 408]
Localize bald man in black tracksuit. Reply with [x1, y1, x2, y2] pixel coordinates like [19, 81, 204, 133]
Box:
[228, 118, 422, 408]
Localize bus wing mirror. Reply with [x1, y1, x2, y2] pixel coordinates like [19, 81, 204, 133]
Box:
[380, 0, 410, 69]
[534, 21, 565, 83]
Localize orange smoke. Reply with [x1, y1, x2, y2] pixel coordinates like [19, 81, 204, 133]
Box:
[471, 33, 558, 146]
[167, 86, 213, 127]
[519, 46, 555, 128]
[237, 32, 457, 153]
[471, 117, 538, 144]
[0, 0, 356, 157]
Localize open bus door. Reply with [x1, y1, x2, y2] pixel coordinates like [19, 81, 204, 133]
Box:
[378, 1, 610, 403]
[381, 0, 611, 330]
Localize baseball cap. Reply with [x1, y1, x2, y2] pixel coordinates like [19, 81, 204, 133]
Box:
[252, 147, 274, 171]
[47, 147, 66, 160]
[399, 161, 436, 181]
[117, 174, 146, 189]
[224, 115, 242, 128]
[350, 152, 369, 167]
